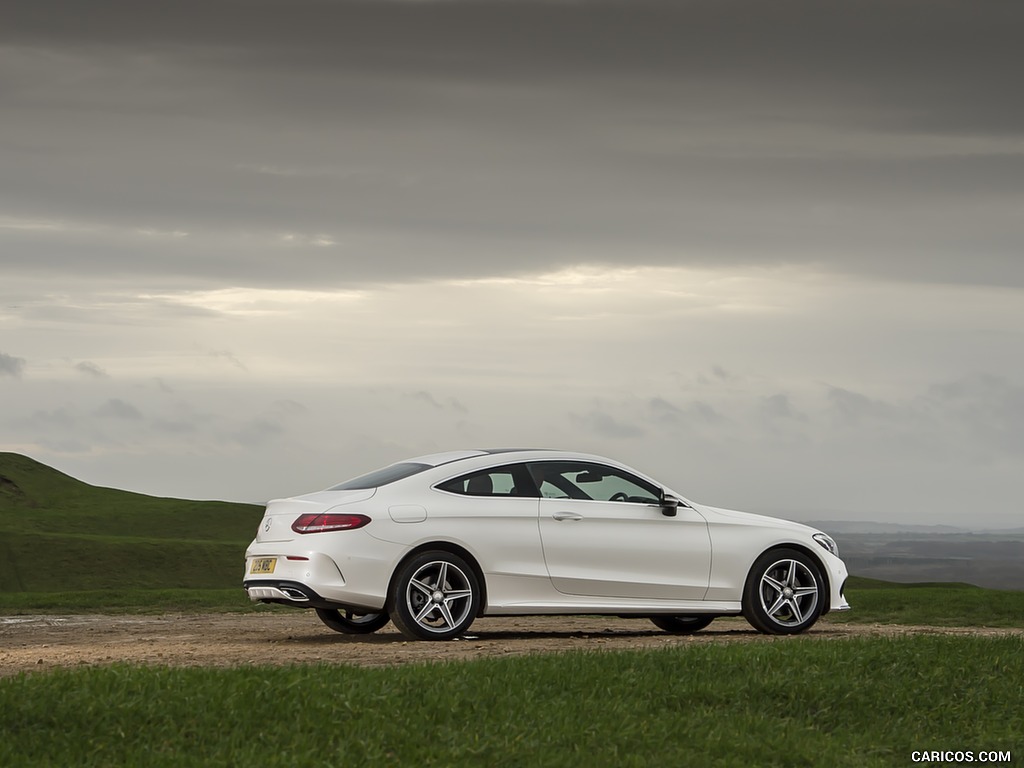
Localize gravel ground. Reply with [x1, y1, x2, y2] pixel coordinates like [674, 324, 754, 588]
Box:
[1, 613, 1020, 677]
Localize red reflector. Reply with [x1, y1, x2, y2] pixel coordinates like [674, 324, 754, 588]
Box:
[291, 513, 371, 534]
[285, 556, 310, 561]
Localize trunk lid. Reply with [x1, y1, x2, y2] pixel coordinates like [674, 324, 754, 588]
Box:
[255, 489, 376, 542]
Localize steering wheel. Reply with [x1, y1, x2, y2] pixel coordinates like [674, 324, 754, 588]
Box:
[609, 492, 630, 502]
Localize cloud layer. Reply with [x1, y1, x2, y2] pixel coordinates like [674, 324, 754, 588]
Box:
[3, 0, 1023, 289]
[2, 1, 1022, 528]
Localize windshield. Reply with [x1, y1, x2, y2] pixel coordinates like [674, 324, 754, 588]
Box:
[327, 462, 431, 491]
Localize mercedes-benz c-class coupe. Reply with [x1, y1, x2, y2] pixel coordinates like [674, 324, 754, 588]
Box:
[244, 449, 850, 640]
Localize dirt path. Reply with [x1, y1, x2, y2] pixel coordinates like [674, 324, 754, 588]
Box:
[1, 613, 1020, 677]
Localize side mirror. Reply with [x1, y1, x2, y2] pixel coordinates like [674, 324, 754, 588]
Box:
[660, 493, 681, 517]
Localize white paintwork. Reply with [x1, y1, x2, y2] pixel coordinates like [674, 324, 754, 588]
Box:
[538, 498, 711, 600]
[243, 449, 850, 625]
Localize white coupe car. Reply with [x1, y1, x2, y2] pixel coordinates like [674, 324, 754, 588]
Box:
[244, 449, 850, 640]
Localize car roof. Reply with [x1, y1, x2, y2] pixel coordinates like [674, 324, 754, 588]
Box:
[400, 448, 649, 475]
[403, 448, 569, 466]
[401, 448, 555, 467]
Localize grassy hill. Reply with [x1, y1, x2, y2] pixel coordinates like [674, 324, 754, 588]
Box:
[0, 452, 262, 599]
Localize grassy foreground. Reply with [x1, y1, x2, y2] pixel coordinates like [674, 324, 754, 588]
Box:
[2, 636, 1022, 767]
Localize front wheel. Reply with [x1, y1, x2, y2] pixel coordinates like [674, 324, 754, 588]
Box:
[650, 615, 715, 634]
[743, 548, 824, 635]
[388, 551, 481, 641]
[315, 608, 390, 634]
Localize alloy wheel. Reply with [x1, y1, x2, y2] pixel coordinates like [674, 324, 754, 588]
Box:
[404, 559, 475, 635]
[757, 558, 820, 628]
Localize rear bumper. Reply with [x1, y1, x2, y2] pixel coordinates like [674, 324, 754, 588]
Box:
[243, 536, 400, 611]
[242, 579, 382, 612]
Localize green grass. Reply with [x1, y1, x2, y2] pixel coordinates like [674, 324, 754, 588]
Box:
[0, 588, 266, 614]
[2, 636, 1022, 767]
[0, 452, 261, 594]
[826, 577, 1024, 628]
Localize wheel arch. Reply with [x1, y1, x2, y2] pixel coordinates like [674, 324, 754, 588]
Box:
[747, 542, 832, 614]
[388, 541, 489, 617]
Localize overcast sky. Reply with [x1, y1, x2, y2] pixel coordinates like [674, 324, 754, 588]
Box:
[2, 0, 1022, 529]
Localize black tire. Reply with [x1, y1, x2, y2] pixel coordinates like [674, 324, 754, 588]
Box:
[315, 608, 390, 634]
[650, 615, 715, 634]
[742, 548, 824, 635]
[388, 550, 481, 641]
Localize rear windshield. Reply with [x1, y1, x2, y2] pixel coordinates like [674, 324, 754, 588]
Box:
[327, 462, 431, 491]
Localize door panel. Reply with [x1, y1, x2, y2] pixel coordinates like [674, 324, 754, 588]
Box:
[539, 499, 711, 600]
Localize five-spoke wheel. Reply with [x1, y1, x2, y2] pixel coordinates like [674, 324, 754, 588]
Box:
[389, 551, 481, 640]
[315, 608, 390, 634]
[743, 548, 824, 634]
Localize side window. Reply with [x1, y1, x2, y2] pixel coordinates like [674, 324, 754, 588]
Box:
[538, 478, 570, 499]
[436, 464, 538, 497]
[529, 462, 660, 504]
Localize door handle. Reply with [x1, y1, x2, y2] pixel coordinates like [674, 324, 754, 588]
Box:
[552, 511, 584, 521]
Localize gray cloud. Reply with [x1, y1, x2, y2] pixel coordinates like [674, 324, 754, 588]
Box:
[208, 350, 248, 372]
[572, 410, 645, 439]
[648, 397, 724, 428]
[2, 1, 1022, 290]
[410, 391, 444, 409]
[75, 361, 109, 378]
[0, 352, 26, 377]
[649, 397, 684, 425]
[929, 374, 1024, 455]
[13, 407, 77, 430]
[760, 394, 806, 423]
[407, 391, 467, 413]
[228, 418, 285, 446]
[95, 398, 143, 420]
[152, 419, 199, 435]
[35, 438, 91, 454]
[827, 387, 900, 426]
[267, 399, 308, 418]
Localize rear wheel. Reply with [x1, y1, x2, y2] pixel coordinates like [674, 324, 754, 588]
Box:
[650, 615, 715, 634]
[743, 548, 824, 635]
[315, 608, 390, 634]
[389, 551, 480, 641]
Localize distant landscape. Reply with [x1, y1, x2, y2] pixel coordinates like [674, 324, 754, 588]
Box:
[802, 520, 1024, 591]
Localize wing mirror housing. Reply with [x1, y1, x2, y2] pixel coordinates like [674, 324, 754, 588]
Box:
[660, 493, 681, 517]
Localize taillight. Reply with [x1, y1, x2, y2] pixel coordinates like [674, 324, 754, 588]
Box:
[291, 513, 371, 534]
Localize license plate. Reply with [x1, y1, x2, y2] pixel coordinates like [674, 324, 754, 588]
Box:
[250, 557, 277, 575]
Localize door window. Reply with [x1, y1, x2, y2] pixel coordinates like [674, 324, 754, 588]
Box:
[528, 462, 660, 504]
